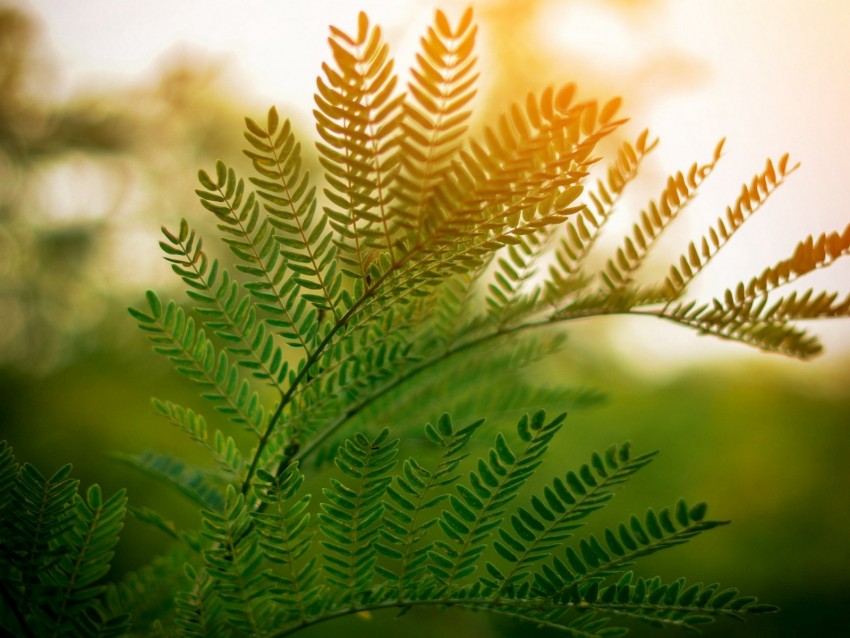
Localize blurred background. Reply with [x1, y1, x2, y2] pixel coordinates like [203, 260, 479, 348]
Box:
[0, 0, 848, 636]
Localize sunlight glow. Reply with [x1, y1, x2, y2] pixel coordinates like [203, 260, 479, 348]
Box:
[540, 1, 642, 66]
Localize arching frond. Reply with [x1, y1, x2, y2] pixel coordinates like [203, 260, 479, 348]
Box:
[111, 6, 850, 637]
[129, 291, 266, 432]
[245, 107, 344, 319]
[715, 222, 850, 314]
[316, 11, 404, 269]
[197, 161, 318, 354]
[160, 219, 288, 386]
[664, 154, 799, 299]
[394, 8, 478, 240]
[602, 138, 725, 290]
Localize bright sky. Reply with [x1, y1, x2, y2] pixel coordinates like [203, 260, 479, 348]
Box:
[15, 0, 850, 371]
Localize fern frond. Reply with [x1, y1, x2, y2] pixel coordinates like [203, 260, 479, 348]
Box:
[244, 107, 344, 319]
[656, 302, 823, 359]
[7, 462, 79, 602]
[201, 485, 270, 635]
[486, 230, 549, 325]
[175, 564, 230, 638]
[590, 574, 778, 630]
[545, 130, 658, 303]
[430, 410, 565, 590]
[106, 545, 193, 634]
[316, 12, 404, 265]
[535, 500, 726, 599]
[375, 414, 483, 595]
[0, 452, 129, 638]
[252, 465, 320, 621]
[318, 429, 398, 601]
[0, 440, 18, 522]
[761, 289, 850, 321]
[713, 222, 850, 315]
[160, 219, 288, 386]
[112, 450, 225, 511]
[664, 154, 798, 299]
[33, 485, 127, 638]
[602, 138, 725, 290]
[151, 399, 243, 481]
[394, 8, 478, 240]
[197, 161, 318, 354]
[129, 292, 266, 432]
[489, 443, 656, 597]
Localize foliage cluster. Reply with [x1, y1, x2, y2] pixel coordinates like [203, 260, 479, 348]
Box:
[2, 7, 849, 637]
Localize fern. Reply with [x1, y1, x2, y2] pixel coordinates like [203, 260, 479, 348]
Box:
[0, 443, 128, 638]
[4, 5, 850, 637]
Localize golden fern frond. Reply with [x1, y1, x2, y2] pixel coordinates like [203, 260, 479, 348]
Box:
[762, 289, 850, 321]
[544, 129, 658, 303]
[601, 138, 726, 290]
[664, 154, 799, 299]
[394, 8, 478, 241]
[714, 222, 850, 314]
[316, 11, 404, 268]
[379, 87, 621, 302]
[659, 301, 822, 360]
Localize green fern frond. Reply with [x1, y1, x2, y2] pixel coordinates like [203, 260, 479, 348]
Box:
[244, 107, 344, 319]
[129, 292, 267, 432]
[0, 440, 18, 523]
[489, 443, 656, 597]
[160, 220, 289, 386]
[151, 399, 243, 480]
[201, 486, 270, 635]
[7, 462, 79, 602]
[197, 161, 319, 354]
[590, 573, 778, 631]
[32, 485, 127, 638]
[174, 564, 231, 638]
[375, 414, 483, 595]
[429, 410, 565, 590]
[106, 545, 193, 633]
[318, 429, 398, 600]
[0, 448, 128, 638]
[535, 499, 726, 600]
[112, 450, 225, 511]
[251, 465, 321, 621]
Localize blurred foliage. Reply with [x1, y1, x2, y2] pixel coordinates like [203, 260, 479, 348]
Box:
[0, 5, 251, 371]
[2, 343, 848, 636]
